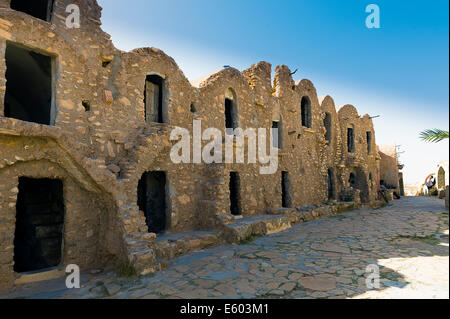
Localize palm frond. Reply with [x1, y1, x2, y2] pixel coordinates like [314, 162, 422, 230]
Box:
[420, 129, 449, 143]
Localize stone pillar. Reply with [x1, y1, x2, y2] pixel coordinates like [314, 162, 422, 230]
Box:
[445, 186, 449, 211]
[399, 172, 405, 197]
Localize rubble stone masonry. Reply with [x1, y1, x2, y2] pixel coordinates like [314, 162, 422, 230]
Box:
[0, 0, 391, 291]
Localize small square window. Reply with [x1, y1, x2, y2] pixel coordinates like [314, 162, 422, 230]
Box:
[4, 43, 54, 125]
[10, 0, 54, 22]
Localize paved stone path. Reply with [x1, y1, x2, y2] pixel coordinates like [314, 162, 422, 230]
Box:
[2, 197, 448, 299]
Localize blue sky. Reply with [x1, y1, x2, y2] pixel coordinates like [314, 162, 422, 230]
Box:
[98, 0, 449, 185]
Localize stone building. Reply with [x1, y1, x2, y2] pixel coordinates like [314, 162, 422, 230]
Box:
[378, 144, 403, 197]
[0, 0, 390, 291]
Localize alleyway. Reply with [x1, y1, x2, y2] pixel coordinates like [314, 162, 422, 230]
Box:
[2, 197, 448, 299]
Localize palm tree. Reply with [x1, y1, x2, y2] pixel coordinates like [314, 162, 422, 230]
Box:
[420, 129, 449, 143]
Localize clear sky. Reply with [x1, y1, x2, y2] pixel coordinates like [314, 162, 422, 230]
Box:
[97, 0, 449, 185]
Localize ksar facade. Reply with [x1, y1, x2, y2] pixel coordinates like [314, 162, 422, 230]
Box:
[0, 0, 390, 291]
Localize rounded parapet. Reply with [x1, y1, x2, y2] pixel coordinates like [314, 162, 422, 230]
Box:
[338, 104, 359, 120]
[319, 95, 336, 114]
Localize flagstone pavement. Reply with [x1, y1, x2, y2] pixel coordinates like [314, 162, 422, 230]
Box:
[2, 196, 448, 299]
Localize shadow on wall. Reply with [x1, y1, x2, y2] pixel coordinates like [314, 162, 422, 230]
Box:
[349, 168, 370, 204]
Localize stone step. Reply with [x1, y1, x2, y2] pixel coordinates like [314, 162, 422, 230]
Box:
[127, 246, 157, 276]
[154, 230, 221, 262]
[222, 202, 357, 244]
[123, 230, 158, 276]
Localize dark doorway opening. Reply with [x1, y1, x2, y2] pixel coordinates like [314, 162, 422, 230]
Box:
[323, 112, 332, 143]
[229, 172, 241, 216]
[225, 98, 238, 129]
[301, 96, 312, 128]
[4, 43, 53, 125]
[327, 169, 335, 200]
[349, 169, 369, 203]
[137, 171, 167, 234]
[282, 171, 292, 208]
[10, 0, 54, 21]
[349, 172, 356, 188]
[144, 75, 165, 123]
[347, 127, 355, 153]
[14, 177, 65, 273]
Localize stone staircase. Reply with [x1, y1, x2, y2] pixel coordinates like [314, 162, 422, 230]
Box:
[116, 125, 172, 179]
[117, 204, 159, 275]
[113, 125, 173, 274]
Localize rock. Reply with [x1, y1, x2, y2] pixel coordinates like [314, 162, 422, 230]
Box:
[90, 268, 103, 275]
[107, 164, 121, 174]
[280, 282, 297, 292]
[311, 243, 351, 254]
[104, 283, 121, 296]
[263, 281, 280, 290]
[103, 90, 114, 105]
[288, 273, 303, 281]
[215, 284, 238, 296]
[298, 277, 336, 292]
[268, 289, 285, 296]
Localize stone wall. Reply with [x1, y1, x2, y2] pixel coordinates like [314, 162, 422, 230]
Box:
[0, 0, 388, 290]
[378, 144, 400, 190]
[0, 131, 122, 290]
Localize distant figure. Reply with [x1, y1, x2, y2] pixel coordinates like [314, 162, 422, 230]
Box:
[426, 176, 436, 192]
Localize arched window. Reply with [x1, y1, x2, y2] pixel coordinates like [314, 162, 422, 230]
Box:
[323, 112, 332, 143]
[301, 96, 312, 128]
[366, 131, 373, 154]
[347, 125, 355, 153]
[225, 89, 239, 129]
